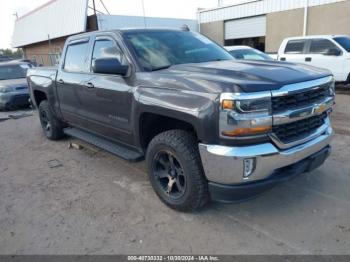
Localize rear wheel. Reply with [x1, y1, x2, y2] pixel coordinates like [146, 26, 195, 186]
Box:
[38, 100, 64, 140]
[146, 130, 209, 212]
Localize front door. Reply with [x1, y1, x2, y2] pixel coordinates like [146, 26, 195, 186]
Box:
[75, 35, 134, 144]
[305, 38, 345, 81]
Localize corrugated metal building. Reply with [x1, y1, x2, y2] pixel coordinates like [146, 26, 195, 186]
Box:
[198, 0, 350, 52]
[12, 0, 197, 66]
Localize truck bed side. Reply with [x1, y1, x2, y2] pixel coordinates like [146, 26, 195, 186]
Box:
[27, 67, 61, 118]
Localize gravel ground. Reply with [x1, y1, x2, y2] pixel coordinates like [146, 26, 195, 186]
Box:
[0, 94, 350, 255]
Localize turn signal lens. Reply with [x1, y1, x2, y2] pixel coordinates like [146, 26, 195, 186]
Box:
[222, 126, 272, 137]
[222, 99, 235, 110]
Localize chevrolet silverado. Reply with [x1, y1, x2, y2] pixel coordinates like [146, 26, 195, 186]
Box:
[27, 29, 335, 211]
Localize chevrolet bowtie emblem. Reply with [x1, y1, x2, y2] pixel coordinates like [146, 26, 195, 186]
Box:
[314, 103, 327, 114]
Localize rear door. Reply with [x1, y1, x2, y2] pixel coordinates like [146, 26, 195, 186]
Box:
[56, 38, 92, 125]
[279, 39, 307, 63]
[75, 34, 135, 144]
[304, 38, 344, 80]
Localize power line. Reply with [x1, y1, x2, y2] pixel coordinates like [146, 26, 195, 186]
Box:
[88, 6, 105, 14]
[99, 0, 110, 14]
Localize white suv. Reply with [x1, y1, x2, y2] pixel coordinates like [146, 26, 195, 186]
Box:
[278, 35, 350, 83]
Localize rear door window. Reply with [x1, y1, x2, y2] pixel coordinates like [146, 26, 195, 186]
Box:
[285, 40, 307, 54]
[64, 41, 90, 72]
[309, 39, 340, 54]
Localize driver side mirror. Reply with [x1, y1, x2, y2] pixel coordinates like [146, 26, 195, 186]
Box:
[92, 58, 129, 76]
[325, 48, 342, 56]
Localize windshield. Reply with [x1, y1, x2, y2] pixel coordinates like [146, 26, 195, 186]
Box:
[123, 30, 233, 71]
[228, 48, 273, 61]
[0, 64, 29, 80]
[333, 36, 350, 52]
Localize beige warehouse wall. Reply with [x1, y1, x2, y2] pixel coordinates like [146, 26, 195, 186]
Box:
[23, 37, 67, 66]
[200, 21, 224, 45]
[308, 1, 350, 36]
[266, 1, 350, 53]
[266, 8, 304, 53]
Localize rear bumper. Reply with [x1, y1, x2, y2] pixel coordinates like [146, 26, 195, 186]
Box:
[198, 126, 333, 202]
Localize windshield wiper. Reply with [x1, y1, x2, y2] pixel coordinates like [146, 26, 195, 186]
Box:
[151, 64, 172, 71]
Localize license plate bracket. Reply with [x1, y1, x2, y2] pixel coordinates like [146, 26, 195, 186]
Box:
[306, 147, 331, 172]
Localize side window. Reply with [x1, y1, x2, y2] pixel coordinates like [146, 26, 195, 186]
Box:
[309, 39, 339, 54]
[285, 40, 306, 54]
[63, 41, 89, 72]
[92, 39, 125, 65]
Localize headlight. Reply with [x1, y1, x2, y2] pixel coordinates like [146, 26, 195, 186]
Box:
[220, 93, 272, 138]
[0, 87, 14, 93]
[222, 97, 271, 113]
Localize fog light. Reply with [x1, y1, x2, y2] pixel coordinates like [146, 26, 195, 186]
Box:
[243, 158, 256, 179]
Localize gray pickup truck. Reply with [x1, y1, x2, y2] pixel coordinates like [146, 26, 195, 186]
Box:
[27, 28, 335, 211]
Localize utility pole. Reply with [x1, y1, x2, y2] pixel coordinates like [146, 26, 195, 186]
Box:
[303, 0, 309, 36]
[92, 0, 97, 16]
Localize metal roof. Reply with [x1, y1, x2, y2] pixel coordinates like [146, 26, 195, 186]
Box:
[12, 0, 89, 47]
[97, 14, 198, 32]
[199, 0, 347, 23]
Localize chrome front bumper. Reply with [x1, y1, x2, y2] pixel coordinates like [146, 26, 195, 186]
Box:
[199, 126, 333, 185]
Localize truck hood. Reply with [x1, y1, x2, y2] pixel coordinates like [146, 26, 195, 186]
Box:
[166, 60, 332, 92]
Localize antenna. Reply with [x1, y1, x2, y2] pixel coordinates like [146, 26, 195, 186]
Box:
[141, 0, 147, 28]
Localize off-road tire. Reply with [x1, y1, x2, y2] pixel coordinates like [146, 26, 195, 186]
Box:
[146, 130, 209, 212]
[38, 100, 64, 140]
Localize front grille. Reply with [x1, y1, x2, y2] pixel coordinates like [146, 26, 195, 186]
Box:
[272, 112, 327, 144]
[272, 84, 330, 113]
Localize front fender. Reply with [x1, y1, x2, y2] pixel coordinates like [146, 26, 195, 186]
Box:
[133, 86, 220, 145]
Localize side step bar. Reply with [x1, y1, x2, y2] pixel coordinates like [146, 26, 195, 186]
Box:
[63, 127, 144, 162]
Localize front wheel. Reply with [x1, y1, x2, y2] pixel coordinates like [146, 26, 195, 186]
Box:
[38, 100, 64, 140]
[146, 130, 209, 212]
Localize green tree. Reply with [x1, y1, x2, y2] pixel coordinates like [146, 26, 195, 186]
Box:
[0, 48, 23, 59]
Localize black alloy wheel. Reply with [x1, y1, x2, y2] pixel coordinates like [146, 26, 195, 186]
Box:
[152, 150, 186, 199]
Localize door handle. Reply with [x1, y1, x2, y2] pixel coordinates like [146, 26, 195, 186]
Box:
[57, 79, 64, 84]
[305, 57, 312, 62]
[280, 57, 286, 61]
[84, 82, 95, 89]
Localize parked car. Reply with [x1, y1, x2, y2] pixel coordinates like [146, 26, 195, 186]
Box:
[0, 55, 11, 62]
[27, 29, 334, 211]
[15, 59, 38, 67]
[225, 46, 273, 61]
[0, 61, 31, 110]
[277, 35, 350, 83]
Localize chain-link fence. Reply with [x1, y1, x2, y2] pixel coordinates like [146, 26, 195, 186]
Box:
[25, 53, 61, 67]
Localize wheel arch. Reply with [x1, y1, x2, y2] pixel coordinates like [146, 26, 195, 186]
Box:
[33, 90, 48, 107]
[138, 111, 199, 151]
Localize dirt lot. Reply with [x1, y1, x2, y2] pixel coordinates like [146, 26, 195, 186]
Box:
[0, 93, 350, 255]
